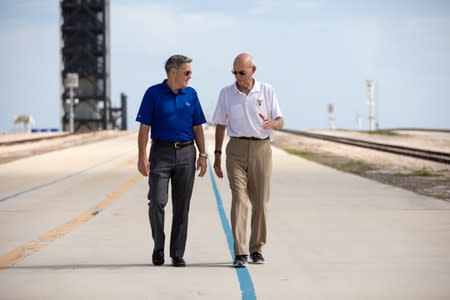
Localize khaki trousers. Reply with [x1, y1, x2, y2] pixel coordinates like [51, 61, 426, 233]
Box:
[225, 137, 272, 256]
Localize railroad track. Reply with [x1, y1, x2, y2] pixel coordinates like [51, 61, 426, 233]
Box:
[281, 129, 450, 165]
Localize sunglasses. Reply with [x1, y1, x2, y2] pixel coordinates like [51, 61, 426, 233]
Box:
[231, 70, 247, 76]
[177, 69, 192, 76]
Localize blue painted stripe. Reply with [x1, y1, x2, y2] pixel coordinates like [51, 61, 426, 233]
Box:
[0, 151, 132, 203]
[207, 163, 257, 300]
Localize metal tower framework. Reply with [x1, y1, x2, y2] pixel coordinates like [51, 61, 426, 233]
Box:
[60, 0, 111, 132]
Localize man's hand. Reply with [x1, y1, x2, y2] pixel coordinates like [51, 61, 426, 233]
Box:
[137, 158, 150, 176]
[197, 157, 207, 177]
[214, 124, 226, 178]
[259, 113, 272, 129]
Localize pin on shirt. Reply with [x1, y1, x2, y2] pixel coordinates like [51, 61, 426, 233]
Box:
[257, 98, 263, 106]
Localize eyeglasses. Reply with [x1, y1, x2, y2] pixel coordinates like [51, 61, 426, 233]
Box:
[231, 70, 247, 76]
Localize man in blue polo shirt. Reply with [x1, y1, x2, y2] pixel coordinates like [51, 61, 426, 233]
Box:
[136, 54, 207, 267]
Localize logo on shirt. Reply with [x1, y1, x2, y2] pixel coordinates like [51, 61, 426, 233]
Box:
[257, 99, 263, 106]
[185, 102, 191, 107]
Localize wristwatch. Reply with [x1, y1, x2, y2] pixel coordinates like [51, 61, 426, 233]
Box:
[199, 153, 208, 158]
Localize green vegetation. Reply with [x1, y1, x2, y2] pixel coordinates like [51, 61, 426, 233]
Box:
[327, 161, 375, 174]
[362, 130, 398, 136]
[284, 148, 375, 174]
[395, 169, 440, 177]
[285, 148, 317, 159]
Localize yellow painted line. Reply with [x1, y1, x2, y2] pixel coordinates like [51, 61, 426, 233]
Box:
[0, 173, 142, 271]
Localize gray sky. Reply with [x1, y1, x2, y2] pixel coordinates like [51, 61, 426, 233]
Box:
[1, 0, 449, 133]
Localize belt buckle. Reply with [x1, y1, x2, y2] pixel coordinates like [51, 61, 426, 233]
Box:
[174, 142, 181, 149]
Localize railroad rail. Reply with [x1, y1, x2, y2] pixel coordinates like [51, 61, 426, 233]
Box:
[385, 128, 450, 133]
[281, 129, 450, 165]
[0, 133, 71, 146]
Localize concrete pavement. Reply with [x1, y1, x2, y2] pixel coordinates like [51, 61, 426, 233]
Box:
[0, 129, 449, 299]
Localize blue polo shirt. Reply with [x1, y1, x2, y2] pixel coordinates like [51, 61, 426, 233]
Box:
[136, 80, 206, 142]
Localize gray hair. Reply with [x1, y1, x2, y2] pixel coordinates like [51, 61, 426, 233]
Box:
[165, 55, 192, 74]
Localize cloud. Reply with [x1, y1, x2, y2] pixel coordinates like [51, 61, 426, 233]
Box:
[0, 21, 60, 130]
[110, 2, 246, 129]
[112, 3, 239, 57]
[293, 0, 322, 9]
[248, 0, 278, 15]
[0, 1, 57, 27]
[393, 17, 450, 72]
[341, 19, 383, 78]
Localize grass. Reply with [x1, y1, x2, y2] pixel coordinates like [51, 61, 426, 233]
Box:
[286, 147, 440, 178]
[395, 169, 440, 177]
[326, 161, 375, 174]
[285, 148, 317, 159]
[362, 130, 398, 136]
[284, 148, 375, 174]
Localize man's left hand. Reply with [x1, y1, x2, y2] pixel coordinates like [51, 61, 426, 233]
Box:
[259, 113, 272, 129]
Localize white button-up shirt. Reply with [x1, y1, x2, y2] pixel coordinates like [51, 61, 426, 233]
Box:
[212, 80, 283, 140]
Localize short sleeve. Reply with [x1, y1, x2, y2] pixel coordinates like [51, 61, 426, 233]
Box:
[136, 88, 154, 126]
[191, 89, 206, 126]
[212, 88, 228, 125]
[270, 87, 282, 120]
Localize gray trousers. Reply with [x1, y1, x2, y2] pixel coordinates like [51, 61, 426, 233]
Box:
[147, 143, 196, 258]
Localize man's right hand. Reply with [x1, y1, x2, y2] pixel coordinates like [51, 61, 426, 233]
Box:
[138, 158, 150, 176]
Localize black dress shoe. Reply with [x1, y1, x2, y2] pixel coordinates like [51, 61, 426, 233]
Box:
[152, 251, 164, 266]
[171, 257, 186, 267]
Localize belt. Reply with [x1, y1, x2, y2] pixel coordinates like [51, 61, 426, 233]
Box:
[232, 136, 269, 141]
[152, 140, 194, 148]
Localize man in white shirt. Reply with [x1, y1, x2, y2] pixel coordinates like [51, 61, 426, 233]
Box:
[212, 53, 284, 267]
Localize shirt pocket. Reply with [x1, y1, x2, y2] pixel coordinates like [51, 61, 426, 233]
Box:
[229, 104, 244, 119]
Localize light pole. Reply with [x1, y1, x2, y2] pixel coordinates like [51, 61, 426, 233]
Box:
[366, 80, 376, 131]
[328, 103, 336, 130]
[64, 73, 79, 133]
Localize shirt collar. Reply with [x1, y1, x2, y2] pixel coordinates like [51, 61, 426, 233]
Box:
[234, 79, 260, 95]
[251, 80, 261, 93]
[162, 79, 186, 95]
